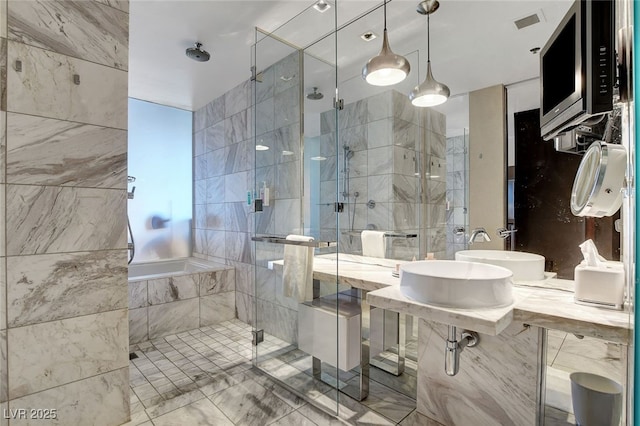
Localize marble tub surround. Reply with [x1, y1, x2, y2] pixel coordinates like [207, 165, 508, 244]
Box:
[7, 0, 129, 70]
[6, 113, 127, 188]
[128, 265, 236, 343]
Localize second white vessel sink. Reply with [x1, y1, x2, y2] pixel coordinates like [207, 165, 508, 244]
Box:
[455, 250, 545, 281]
[399, 260, 514, 309]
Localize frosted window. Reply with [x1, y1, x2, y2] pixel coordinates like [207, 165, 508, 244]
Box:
[128, 99, 192, 262]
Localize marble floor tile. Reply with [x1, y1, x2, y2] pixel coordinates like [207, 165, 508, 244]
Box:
[209, 378, 296, 424]
[268, 408, 318, 426]
[144, 389, 206, 419]
[152, 398, 233, 426]
[398, 410, 441, 425]
[344, 377, 415, 423]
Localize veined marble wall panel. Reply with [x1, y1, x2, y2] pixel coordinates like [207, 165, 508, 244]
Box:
[94, 0, 129, 13]
[128, 280, 147, 309]
[0, 331, 5, 403]
[417, 319, 538, 425]
[225, 231, 253, 264]
[275, 161, 300, 199]
[7, 41, 127, 129]
[367, 119, 392, 150]
[426, 109, 447, 136]
[148, 298, 199, 340]
[6, 185, 127, 255]
[9, 368, 129, 426]
[147, 276, 198, 305]
[7, 250, 127, 327]
[8, 0, 128, 70]
[8, 309, 128, 399]
[194, 96, 224, 132]
[392, 91, 417, 125]
[225, 80, 251, 119]
[1, 37, 6, 110]
[6, 113, 127, 188]
[128, 307, 147, 344]
[199, 268, 235, 295]
[224, 140, 253, 174]
[0, 259, 5, 331]
[200, 291, 235, 326]
[367, 91, 392, 122]
[0, 1, 7, 38]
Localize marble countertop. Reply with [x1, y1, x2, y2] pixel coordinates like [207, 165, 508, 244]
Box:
[271, 254, 631, 342]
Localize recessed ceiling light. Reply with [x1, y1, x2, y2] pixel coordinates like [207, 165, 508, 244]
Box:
[282, 150, 294, 156]
[530, 47, 541, 54]
[313, 0, 331, 13]
[280, 75, 293, 82]
[256, 145, 269, 151]
[360, 31, 377, 42]
[311, 156, 327, 161]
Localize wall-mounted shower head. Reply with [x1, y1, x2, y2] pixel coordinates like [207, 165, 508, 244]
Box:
[343, 145, 355, 160]
[186, 42, 210, 62]
[307, 87, 324, 100]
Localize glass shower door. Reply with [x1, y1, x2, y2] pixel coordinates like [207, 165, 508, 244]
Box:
[250, 3, 342, 416]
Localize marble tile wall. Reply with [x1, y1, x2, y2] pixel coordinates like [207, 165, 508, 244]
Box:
[445, 135, 468, 259]
[193, 52, 302, 344]
[0, 1, 130, 424]
[319, 90, 446, 260]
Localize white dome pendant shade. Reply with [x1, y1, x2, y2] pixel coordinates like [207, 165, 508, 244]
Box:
[409, 3, 450, 107]
[409, 60, 450, 106]
[362, 1, 410, 86]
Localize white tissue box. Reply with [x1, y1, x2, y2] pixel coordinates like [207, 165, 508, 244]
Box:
[574, 263, 625, 310]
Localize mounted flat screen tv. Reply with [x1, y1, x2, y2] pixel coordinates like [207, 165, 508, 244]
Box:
[540, 0, 614, 141]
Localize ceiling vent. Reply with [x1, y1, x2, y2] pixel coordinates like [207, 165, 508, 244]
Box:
[514, 12, 544, 30]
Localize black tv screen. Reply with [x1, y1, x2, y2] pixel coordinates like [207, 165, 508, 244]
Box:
[542, 15, 577, 115]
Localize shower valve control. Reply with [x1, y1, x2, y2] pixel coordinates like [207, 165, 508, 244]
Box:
[334, 202, 344, 213]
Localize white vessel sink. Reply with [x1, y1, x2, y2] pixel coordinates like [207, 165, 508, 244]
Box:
[455, 250, 545, 281]
[399, 260, 513, 309]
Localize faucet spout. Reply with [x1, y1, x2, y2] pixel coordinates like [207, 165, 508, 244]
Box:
[468, 227, 491, 245]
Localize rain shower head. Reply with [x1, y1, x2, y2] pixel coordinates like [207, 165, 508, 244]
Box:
[186, 42, 210, 62]
[307, 87, 324, 100]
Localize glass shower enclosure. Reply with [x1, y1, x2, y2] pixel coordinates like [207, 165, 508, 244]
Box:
[248, 0, 437, 418]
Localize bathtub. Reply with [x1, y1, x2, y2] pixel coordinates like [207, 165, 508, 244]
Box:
[128, 257, 236, 344]
[128, 257, 226, 281]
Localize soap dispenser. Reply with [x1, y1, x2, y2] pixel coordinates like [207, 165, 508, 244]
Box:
[260, 181, 270, 206]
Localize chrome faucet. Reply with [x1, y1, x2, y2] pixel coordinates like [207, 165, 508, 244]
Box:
[468, 227, 491, 244]
[445, 326, 479, 376]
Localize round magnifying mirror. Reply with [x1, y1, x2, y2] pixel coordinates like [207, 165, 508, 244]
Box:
[570, 141, 626, 218]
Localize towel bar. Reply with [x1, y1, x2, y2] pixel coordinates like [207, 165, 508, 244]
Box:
[251, 235, 336, 248]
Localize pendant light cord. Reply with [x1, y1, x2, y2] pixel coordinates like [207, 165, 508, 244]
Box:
[383, 0, 387, 31]
[427, 13, 430, 62]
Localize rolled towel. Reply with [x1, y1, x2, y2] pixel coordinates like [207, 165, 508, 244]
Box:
[283, 234, 314, 302]
[361, 230, 386, 258]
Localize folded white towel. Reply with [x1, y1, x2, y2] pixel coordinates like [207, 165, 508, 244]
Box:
[361, 230, 386, 258]
[283, 234, 314, 302]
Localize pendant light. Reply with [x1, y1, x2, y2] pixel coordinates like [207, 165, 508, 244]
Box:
[362, 0, 410, 86]
[409, 0, 450, 107]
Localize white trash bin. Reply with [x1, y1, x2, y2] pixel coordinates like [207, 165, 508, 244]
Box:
[570, 372, 622, 426]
